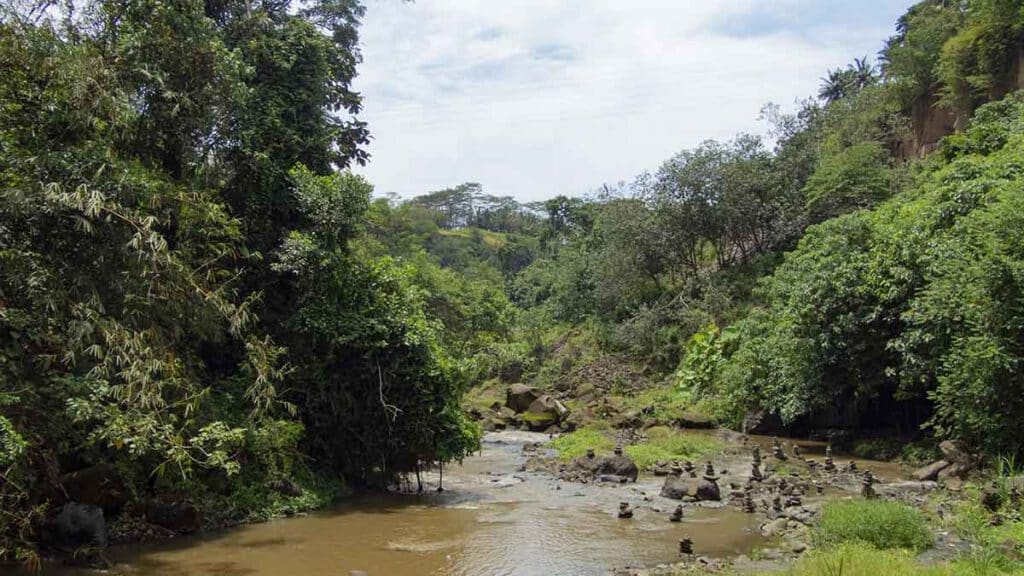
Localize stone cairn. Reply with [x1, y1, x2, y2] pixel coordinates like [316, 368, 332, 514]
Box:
[860, 471, 877, 500]
[772, 438, 788, 461]
[823, 445, 837, 472]
[846, 460, 858, 473]
[586, 448, 596, 460]
[792, 443, 803, 460]
[618, 501, 634, 519]
[741, 489, 757, 513]
[703, 461, 718, 482]
[614, 445, 624, 457]
[750, 461, 763, 482]
[679, 538, 694, 555]
[684, 460, 697, 478]
[750, 447, 763, 482]
[771, 494, 784, 514]
[669, 505, 684, 522]
[671, 463, 684, 477]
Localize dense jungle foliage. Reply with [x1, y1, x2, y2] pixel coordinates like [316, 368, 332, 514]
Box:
[3, 0, 1024, 566]
[0, 0, 480, 562]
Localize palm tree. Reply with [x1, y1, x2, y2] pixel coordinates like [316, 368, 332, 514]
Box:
[850, 57, 877, 90]
[819, 68, 853, 103]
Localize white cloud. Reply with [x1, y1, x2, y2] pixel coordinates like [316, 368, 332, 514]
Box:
[353, 0, 916, 202]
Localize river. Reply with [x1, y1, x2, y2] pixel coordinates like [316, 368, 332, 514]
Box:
[28, 431, 788, 576]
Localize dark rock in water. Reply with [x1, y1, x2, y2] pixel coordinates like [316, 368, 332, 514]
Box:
[597, 454, 639, 482]
[57, 464, 128, 516]
[669, 504, 684, 522]
[912, 460, 950, 482]
[48, 502, 108, 551]
[617, 502, 634, 519]
[660, 476, 720, 501]
[506, 383, 541, 413]
[567, 452, 639, 483]
[145, 499, 202, 534]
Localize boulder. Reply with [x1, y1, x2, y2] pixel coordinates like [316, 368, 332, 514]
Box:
[568, 453, 639, 482]
[47, 502, 107, 551]
[675, 412, 715, 430]
[595, 454, 639, 482]
[911, 460, 950, 482]
[660, 476, 720, 501]
[506, 384, 541, 413]
[523, 395, 569, 431]
[938, 463, 970, 482]
[611, 409, 642, 429]
[57, 464, 129, 516]
[939, 440, 978, 468]
[145, 499, 202, 534]
[761, 517, 789, 537]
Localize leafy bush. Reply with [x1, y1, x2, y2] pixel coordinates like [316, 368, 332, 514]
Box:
[814, 500, 933, 551]
[715, 93, 1024, 455]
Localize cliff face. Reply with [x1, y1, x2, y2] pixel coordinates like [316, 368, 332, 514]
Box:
[900, 47, 1024, 159]
[898, 93, 960, 159]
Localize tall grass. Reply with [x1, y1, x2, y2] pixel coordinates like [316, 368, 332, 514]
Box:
[548, 426, 720, 468]
[814, 500, 932, 551]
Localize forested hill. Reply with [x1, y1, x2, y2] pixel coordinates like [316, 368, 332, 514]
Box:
[384, 0, 1024, 458]
[3, 0, 1024, 567]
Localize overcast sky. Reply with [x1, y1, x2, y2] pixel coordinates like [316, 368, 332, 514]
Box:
[352, 0, 917, 202]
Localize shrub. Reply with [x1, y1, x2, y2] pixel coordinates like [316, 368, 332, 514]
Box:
[814, 500, 933, 551]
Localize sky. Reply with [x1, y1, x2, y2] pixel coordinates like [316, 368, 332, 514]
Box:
[352, 0, 918, 203]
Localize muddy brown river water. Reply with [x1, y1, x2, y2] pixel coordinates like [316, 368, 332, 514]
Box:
[20, 431, 906, 576]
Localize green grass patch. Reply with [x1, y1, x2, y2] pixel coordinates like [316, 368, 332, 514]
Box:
[774, 542, 958, 576]
[549, 427, 615, 460]
[463, 379, 505, 412]
[549, 427, 721, 468]
[624, 430, 721, 468]
[622, 386, 696, 422]
[814, 499, 933, 551]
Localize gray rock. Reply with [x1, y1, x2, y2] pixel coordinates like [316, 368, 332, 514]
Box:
[939, 440, 978, 468]
[911, 460, 950, 481]
[660, 476, 720, 501]
[505, 384, 541, 413]
[761, 517, 789, 537]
